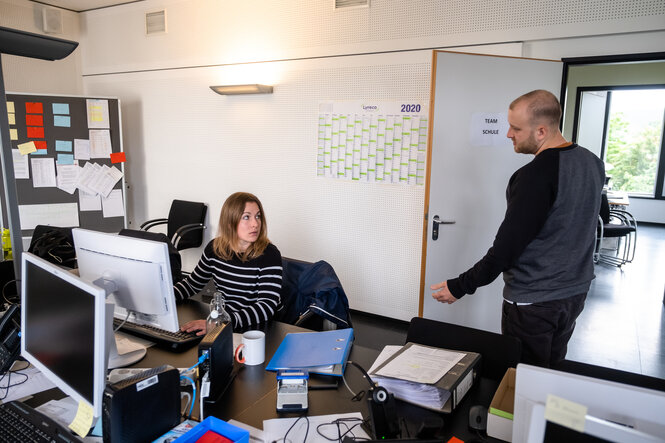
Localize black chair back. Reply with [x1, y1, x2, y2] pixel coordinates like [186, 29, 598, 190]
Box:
[167, 200, 207, 250]
[118, 229, 183, 283]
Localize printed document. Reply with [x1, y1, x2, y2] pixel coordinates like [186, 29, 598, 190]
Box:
[374, 343, 465, 384]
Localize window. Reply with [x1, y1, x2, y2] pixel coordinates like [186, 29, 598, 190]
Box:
[574, 85, 665, 199]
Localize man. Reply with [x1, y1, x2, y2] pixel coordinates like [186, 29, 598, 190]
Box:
[430, 89, 604, 368]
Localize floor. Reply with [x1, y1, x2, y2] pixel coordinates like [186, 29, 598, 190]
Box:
[351, 223, 665, 379]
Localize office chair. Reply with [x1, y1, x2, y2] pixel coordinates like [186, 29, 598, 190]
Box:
[118, 229, 183, 283]
[594, 193, 637, 267]
[275, 257, 352, 331]
[140, 199, 207, 251]
[406, 317, 521, 382]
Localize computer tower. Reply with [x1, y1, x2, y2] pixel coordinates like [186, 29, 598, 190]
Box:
[102, 365, 180, 443]
[198, 323, 235, 408]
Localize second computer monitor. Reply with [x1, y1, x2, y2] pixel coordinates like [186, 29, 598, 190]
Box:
[21, 252, 108, 421]
[73, 228, 179, 332]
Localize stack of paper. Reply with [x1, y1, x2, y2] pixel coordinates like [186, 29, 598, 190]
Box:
[368, 345, 454, 410]
[368, 343, 479, 412]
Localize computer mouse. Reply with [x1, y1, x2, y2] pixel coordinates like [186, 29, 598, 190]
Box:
[468, 404, 488, 431]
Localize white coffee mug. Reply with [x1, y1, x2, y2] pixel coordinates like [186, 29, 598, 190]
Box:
[234, 330, 265, 366]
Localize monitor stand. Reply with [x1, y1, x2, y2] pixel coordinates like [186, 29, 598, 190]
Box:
[105, 303, 146, 369]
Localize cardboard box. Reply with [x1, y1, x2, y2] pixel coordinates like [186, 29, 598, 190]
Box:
[487, 367, 516, 442]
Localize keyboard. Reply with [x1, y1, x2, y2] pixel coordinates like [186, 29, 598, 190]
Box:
[0, 401, 80, 443]
[113, 318, 202, 352]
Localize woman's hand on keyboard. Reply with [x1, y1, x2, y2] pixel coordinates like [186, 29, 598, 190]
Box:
[180, 319, 207, 336]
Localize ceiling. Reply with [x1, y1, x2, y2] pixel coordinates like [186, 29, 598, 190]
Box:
[36, 0, 144, 13]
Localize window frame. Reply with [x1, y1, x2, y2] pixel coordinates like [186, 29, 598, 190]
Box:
[571, 84, 665, 199]
[561, 52, 665, 202]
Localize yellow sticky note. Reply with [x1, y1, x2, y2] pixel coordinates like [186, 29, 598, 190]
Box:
[18, 141, 37, 155]
[544, 394, 587, 433]
[7, 101, 14, 113]
[8, 113, 15, 125]
[10, 128, 18, 141]
[68, 400, 94, 438]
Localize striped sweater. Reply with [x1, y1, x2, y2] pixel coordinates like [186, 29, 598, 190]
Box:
[174, 241, 283, 329]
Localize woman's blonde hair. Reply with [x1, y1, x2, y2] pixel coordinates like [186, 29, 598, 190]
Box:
[213, 192, 269, 261]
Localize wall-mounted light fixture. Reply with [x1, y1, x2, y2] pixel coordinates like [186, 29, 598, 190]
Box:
[210, 84, 273, 95]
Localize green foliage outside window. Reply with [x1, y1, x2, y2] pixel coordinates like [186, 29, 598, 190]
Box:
[605, 112, 662, 195]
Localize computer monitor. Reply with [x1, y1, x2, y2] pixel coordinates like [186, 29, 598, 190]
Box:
[514, 364, 665, 443]
[72, 228, 179, 332]
[21, 252, 108, 421]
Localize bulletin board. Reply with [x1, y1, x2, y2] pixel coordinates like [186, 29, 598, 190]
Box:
[6, 93, 126, 236]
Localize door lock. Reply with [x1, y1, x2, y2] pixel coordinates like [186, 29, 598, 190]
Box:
[432, 215, 455, 240]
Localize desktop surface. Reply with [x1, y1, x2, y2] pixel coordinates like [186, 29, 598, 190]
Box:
[23, 298, 504, 442]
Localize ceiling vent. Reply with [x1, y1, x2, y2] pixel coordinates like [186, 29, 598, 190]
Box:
[145, 10, 167, 35]
[335, 0, 369, 9]
[42, 8, 63, 34]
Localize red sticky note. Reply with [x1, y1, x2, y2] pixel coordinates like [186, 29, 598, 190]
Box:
[110, 152, 126, 163]
[27, 126, 45, 139]
[26, 114, 44, 126]
[34, 141, 47, 150]
[25, 102, 43, 114]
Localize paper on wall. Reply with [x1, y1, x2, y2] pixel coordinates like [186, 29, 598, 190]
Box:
[30, 158, 57, 188]
[18, 203, 79, 230]
[79, 190, 101, 211]
[89, 129, 112, 158]
[86, 99, 110, 129]
[56, 164, 79, 194]
[74, 139, 90, 160]
[12, 149, 29, 179]
[102, 189, 124, 218]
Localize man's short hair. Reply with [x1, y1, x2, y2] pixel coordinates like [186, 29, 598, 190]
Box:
[510, 90, 561, 128]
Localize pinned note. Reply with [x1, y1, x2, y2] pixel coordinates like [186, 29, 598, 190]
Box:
[52, 103, 70, 114]
[544, 394, 587, 433]
[26, 102, 43, 114]
[54, 115, 71, 127]
[8, 113, 15, 125]
[110, 152, 126, 163]
[68, 400, 93, 438]
[26, 114, 44, 126]
[18, 141, 37, 155]
[27, 126, 45, 139]
[7, 101, 15, 113]
[9, 129, 18, 141]
[56, 140, 73, 152]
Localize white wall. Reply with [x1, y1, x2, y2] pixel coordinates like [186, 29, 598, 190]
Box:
[0, 0, 83, 95]
[3, 0, 665, 320]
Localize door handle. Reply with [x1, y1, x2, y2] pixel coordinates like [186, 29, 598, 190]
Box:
[432, 215, 455, 241]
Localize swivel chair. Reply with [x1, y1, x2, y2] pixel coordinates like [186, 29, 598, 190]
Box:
[595, 193, 637, 267]
[140, 199, 207, 252]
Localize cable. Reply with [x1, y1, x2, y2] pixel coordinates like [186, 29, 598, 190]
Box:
[0, 363, 31, 401]
[113, 310, 132, 332]
[343, 361, 374, 401]
[2, 279, 18, 306]
[279, 415, 309, 443]
[316, 417, 368, 442]
[179, 375, 196, 418]
[180, 391, 192, 417]
[186, 351, 209, 373]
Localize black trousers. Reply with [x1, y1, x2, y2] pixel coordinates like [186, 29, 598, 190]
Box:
[501, 293, 587, 368]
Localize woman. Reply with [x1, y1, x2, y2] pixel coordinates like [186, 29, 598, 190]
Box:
[177, 192, 282, 334]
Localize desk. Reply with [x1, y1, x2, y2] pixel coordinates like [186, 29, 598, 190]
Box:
[147, 301, 503, 441]
[24, 299, 501, 442]
[607, 190, 630, 207]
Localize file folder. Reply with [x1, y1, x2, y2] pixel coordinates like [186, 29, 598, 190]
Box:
[266, 328, 354, 376]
